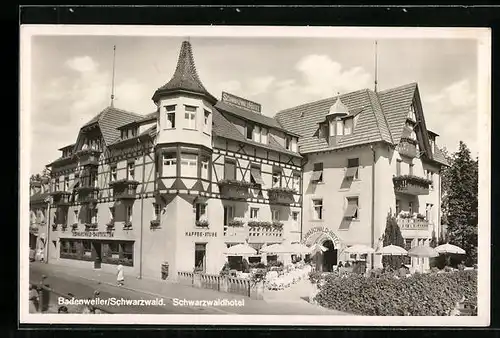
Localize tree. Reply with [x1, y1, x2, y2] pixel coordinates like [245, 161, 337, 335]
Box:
[440, 141, 478, 266]
[382, 212, 405, 269]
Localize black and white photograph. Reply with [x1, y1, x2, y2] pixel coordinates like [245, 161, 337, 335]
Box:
[20, 25, 490, 326]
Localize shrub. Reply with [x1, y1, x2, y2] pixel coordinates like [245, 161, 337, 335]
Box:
[314, 270, 477, 316]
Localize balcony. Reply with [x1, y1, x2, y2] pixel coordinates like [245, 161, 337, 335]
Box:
[75, 149, 102, 166]
[397, 217, 429, 230]
[393, 175, 431, 196]
[217, 180, 253, 200]
[397, 138, 418, 158]
[77, 189, 99, 204]
[267, 187, 296, 205]
[50, 190, 72, 205]
[109, 179, 140, 199]
[223, 220, 284, 242]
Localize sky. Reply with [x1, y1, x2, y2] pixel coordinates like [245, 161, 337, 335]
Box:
[29, 35, 479, 175]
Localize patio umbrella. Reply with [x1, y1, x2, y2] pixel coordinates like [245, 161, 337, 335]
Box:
[435, 243, 466, 255]
[225, 243, 257, 256]
[408, 245, 439, 258]
[289, 242, 311, 254]
[344, 244, 375, 254]
[260, 243, 294, 254]
[376, 244, 408, 256]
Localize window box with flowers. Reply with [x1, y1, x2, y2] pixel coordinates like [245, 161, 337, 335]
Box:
[123, 221, 133, 230]
[195, 218, 209, 228]
[85, 223, 98, 231]
[228, 217, 245, 227]
[71, 223, 78, 231]
[61, 224, 68, 232]
[267, 187, 296, 205]
[393, 175, 432, 196]
[106, 219, 115, 230]
[272, 221, 284, 229]
[217, 179, 253, 200]
[150, 219, 161, 229]
[51, 224, 58, 231]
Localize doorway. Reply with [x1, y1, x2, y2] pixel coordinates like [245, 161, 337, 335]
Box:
[195, 243, 207, 273]
[322, 240, 338, 272]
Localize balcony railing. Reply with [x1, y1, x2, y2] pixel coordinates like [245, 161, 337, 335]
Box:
[109, 179, 140, 199]
[397, 138, 418, 158]
[397, 217, 429, 230]
[50, 190, 72, 205]
[217, 180, 253, 200]
[76, 187, 99, 203]
[75, 149, 102, 166]
[223, 220, 284, 242]
[393, 175, 431, 196]
[267, 187, 296, 205]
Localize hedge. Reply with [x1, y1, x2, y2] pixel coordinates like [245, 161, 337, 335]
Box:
[314, 270, 477, 316]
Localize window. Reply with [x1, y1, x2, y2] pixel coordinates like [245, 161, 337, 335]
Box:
[108, 242, 120, 258]
[293, 173, 301, 192]
[223, 205, 234, 226]
[261, 128, 268, 144]
[312, 199, 323, 220]
[292, 211, 300, 230]
[195, 203, 207, 221]
[110, 165, 117, 181]
[201, 157, 209, 180]
[194, 243, 207, 273]
[336, 120, 344, 136]
[246, 124, 254, 140]
[344, 197, 359, 220]
[82, 240, 92, 257]
[426, 203, 433, 221]
[426, 170, 434, 189]
[404, 239, 413, 264]
[181, 154, 198, 177]
[127, 162, 135, 180]
[344, 117, 353, 135]
[272, 209, 280, 221]
[121, 130, 127, 140]
[165, 105, 176, 129]
[396, 159, 402, 176]
[311, 162, 323, 183]
[408, 202, 413, 215]
[162, 153, 177, 177]
[121, 242, 134, 261]
[409, 163, 414, 176]
[253, 125, 261, 143]
[250, 165, 264, 186]
[203, 110, 210, 133]
[224, 158, 236, 181]
[285, 136, 291, 150]
[250, 207, 259, 219]
[291, 137, 298, 152]
[69, 240, 78, 254]
[346, 158, 360, 180]
[126, 205, 133, 222]
[91, 207, 98, 224]
[153, 203, 161, 220]
[395, 200, 400, 215]
[64, 176, 69, 191]
[109, 206, 115, 220]
[329, 120, 335, 137]
[272, 167, 282, 188]
[184, 105, 197, 129]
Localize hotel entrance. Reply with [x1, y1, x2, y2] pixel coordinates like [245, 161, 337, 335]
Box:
[312, 240, 338, 272]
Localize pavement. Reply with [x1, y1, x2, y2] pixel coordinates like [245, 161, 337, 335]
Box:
[29, 261, 349, 315]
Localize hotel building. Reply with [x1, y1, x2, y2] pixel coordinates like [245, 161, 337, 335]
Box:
[30, 39, 448, 278]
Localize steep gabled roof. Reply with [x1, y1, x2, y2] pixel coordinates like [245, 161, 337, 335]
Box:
[215, 101, 300, 137]
[377, 82, 417, 144]
[275, 89, 393, 154]
[81, 106, 145, 146]
[152, 40, 217, 103]
[212, 108, 301, 158]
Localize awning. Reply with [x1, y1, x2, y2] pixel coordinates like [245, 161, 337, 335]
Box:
[69, 178, 80, 190]
[311, 170, 323, 182]
[248, 243, 264, 251]
[250, 168, 265, 185]
[345, 167, 358, 178]
[344, 203, 358, 218]
[338, 220, 351, 230]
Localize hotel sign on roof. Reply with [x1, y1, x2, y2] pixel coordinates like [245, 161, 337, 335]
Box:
[221, 92, 261, 113]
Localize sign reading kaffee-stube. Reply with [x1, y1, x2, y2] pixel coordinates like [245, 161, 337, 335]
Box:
[185, 231, 217, 237]
[72, 231, 114, 238]
[221, 92, 261, 113]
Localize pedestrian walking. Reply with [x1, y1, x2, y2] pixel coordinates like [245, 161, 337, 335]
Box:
[117, 264, 125, 286]
[29, 284, 39, 313]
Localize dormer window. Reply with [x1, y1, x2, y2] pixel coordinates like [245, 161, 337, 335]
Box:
[246, 123, 268, 144]
[336, 119, 344, 136]
[165, 105, 176, 129]
[285, 136, 291, 150]
[343, 117, 353, 135]
[408, 103, 417, 122]
[291, 137, 297, 152]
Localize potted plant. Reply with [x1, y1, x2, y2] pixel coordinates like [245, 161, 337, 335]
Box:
[123, 221, 132, 229]
[272, 221, 284, 229]
[150, 219, 161, 228]
[71, 223, 78, 230]
[228, 217, 245, 227]
[248, 220, 260, 227]
[195, 218, 209, 228]
[51, 224, 58, 231]
[106, 219, 115, 229]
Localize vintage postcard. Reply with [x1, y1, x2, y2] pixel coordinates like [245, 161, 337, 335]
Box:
[20, 25, 491, 326]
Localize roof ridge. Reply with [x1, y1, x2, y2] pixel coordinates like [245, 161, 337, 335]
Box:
[378, 82, 417, 94]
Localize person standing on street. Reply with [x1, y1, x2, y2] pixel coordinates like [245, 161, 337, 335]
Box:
[117, 264, 125, 286]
